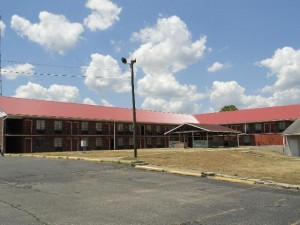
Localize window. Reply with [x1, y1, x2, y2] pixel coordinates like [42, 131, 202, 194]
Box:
[36, 138, 45, 147]
[54, 138, 62, 147]
[117, 137, 123, 146]
[244, 124, 249, 133]
[117, 124, 123, 132]
[231, 125, 238, 131]
[96, 138, 103, 147]
[54, 121, 63, 130]
[129, 124, 134, 132]
[264, 123, 275, 133]
[279, 122, 286, 131]
[255, 123, 262, 132]
[243, 135, 250, 144]
[147, 138, 152, 145]
[156, 125, 161, 133]
[157, 138, 161, 145]
[146, 125, 152, 132]
[129, 138, 134, 146]
[81, 122, 89, 131]
[96, 123, 102, 131]
[36, 120, 45, 130]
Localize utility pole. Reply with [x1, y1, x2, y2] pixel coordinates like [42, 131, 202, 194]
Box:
[121, 57, 137, 158]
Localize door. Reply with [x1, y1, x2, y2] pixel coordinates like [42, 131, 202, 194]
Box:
[140, 138, 145, 148]
[72, 122, 79, 135]
[72, 138, 79, 151]
[110, 138, 114, 150]
[24, 120, 32, 134]
[66, 138, 72, 151]
[24, 138, 32, 153]
[141, 126, 145, 135]
[65, 121, 72, 134]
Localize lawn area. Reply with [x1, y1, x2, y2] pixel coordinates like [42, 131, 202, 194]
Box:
[29, 147, 300, 185]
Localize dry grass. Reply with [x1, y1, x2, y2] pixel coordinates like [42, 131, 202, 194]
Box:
[30, 148, 300, 185]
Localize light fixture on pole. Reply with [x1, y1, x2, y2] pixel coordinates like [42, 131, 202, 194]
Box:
[121, 57, 137, 158]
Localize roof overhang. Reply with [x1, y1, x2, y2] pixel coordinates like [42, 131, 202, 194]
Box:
[164, 123, 241, 135]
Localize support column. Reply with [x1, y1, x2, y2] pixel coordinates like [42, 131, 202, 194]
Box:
[113, 121, 116, 150]
[192, 132, 194, 148]
[206, 132, 209, 147]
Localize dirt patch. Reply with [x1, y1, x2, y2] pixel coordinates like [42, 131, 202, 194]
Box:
[28, 148, 300, 185]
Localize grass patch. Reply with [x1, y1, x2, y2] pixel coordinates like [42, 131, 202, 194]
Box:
[27, 147, 300, 185]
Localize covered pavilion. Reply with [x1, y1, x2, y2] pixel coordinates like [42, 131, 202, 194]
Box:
[165, 123, 241, 148]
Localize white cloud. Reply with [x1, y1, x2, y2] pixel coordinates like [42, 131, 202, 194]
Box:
[83, 97, 114, 106]
[138, 73, 204, 101]
[258, 47, 300, 93]
[131, 16, 207, 74]
[83, 98, 97, 105]
[83, 53, 131, 93]
[2, 63, 35, 80]
[268, 88, 300, 105]
[0, 20, 6, 36]
[11, 11, 84, 54]
[208, 80, 300, 111]
[84, 0, 122, 31]
[101, 99, 113, 107]
[131, 16, 207, 113]
[209, 81, 268, 110]
[142, 97, 201, 114]
[137, 73, 205, 114]
[207, 62, 224, 72]
[14, 82, 80, 102]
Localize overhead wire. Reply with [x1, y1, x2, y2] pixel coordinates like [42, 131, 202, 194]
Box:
[3, 59, 129, 72]
[1, 70, 131, 79]
[2, 59, 131, 79]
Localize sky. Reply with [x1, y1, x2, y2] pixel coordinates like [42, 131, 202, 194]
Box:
[0, 0, 300, 114]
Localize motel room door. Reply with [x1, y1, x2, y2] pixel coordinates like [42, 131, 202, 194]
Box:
[72, 138, 79, 151]
[24, 120, 32, 134]
[24, 138, 32, 153]
[66, 138, 79, 151]
[66, 138, 72, 151]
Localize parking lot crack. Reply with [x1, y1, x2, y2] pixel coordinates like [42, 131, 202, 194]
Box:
[0, 199, 50, 225]
[4, 183, 59, 196]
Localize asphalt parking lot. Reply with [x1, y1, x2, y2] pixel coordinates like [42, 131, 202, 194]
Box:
[0, 156, 299, 225]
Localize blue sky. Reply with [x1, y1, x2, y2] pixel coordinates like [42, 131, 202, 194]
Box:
[1, 0, 300, 114]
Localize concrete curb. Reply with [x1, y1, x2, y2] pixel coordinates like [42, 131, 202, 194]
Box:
[202, 172, 300, 191]
[134, 165, 300, 191]
[5, 154, 300, 191]
[135, 165, 165, 172]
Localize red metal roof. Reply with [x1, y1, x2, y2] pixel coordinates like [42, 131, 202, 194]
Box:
[194, 104, 300, 125]
[0, 96, 198, 124]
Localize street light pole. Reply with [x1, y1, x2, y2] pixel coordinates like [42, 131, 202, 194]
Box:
[121, 58, 137, 158]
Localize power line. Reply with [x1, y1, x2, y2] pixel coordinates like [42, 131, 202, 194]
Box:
[3, 59, 126, 72]
[1, 70, 131, 79]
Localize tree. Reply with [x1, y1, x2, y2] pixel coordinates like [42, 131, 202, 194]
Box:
[220, 105, 238, 112]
